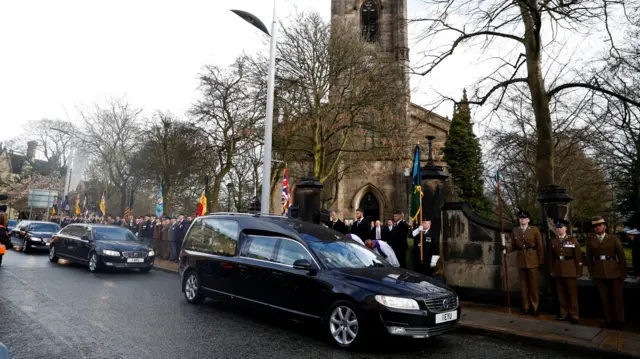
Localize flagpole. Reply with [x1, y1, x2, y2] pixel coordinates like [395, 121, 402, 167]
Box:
[498, 170, 511, 314]
[419, 193, 423, 264]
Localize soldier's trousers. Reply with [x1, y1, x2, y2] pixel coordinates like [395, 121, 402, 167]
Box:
[593, 278, 624, 324]
[518, 268, 539, 312]
[555, 277, 579, 320]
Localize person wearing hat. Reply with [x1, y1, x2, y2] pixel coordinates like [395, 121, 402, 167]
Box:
[586, 216, 626, 329]
[505, 210, 544, 316]
[549, 218, 582, 324]
[624, 227, 640, 281]
[411, 219, 437, 276]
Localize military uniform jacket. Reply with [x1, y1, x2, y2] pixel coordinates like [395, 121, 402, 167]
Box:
[585, 233, 626, 279]
[549, 235, 581, 277]
[153, 222, 163, 240]
[509, 226, 544, 269]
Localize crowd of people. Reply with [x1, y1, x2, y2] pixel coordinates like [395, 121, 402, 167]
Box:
[326, 208, 444, 280]
[50, 213, 195, 262]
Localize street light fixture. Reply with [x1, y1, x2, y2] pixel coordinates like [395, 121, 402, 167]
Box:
[226, 183, 233, 212]
[231, 1, 278, 215]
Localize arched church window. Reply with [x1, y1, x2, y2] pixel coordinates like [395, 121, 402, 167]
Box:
[361, 0, 378, 43]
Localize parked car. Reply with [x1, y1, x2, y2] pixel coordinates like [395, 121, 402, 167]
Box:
[179, 214, 460, 349]
[49, 224, 154, 273]
[10, 221, 61, 253]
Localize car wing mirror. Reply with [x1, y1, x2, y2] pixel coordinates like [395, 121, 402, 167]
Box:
[293, 259, 317, 275]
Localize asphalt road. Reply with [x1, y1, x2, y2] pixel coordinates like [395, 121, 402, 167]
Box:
[0, 249, 603, 359]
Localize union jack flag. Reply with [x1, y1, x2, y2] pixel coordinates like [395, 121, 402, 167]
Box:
[281, 168, 290, 215]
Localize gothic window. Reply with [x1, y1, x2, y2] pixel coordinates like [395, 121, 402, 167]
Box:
[361, 0, 378, 43]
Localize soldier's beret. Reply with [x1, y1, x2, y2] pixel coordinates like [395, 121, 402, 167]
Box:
[591, 216, 606, 226]
[554, 218, 569, 228]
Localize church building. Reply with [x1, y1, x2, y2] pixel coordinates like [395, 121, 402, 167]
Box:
[329, 0, 450, 223]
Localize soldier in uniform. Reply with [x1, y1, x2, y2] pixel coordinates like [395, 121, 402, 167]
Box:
[586, 216, 626, 329]
[505, 210, 544, 316]
[549, 219, 581, 324]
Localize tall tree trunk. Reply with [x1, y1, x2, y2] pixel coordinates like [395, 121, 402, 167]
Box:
[521, 2, 554, 191]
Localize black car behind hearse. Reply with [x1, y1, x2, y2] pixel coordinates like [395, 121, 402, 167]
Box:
[10, 220, 61, 253]
[49, 224, 154, 273]
[179, 213, 460, 348]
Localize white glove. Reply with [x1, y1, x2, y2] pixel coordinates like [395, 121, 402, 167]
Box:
[412, 228, 421, 237]
[418, 226, 424, 231]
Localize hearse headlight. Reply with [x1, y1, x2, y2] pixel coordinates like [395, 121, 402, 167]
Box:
[102, 250, 120, 257]
[374, 295, 420, 310]
[148, 250, 155, 257]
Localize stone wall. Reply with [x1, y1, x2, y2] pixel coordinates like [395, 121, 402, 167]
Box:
[442, 202, 521, 291]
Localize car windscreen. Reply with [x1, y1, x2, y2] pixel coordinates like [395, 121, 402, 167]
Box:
[93, 227, 137, 241]
[29, 223, 61, 233]
[307, 240, 388, 269]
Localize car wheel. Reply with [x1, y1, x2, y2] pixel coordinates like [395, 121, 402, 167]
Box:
[22, 238, 30, 254]
[325, 300, 363, 349]
[183, 271, 205, 304]
[49, 245, 59, 263]
[139, 267, 152, 273]
[88, 252, 101, 273]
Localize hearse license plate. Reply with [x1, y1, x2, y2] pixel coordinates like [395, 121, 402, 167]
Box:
[127, 258, 144, 263]
[435, 310, 457, 324]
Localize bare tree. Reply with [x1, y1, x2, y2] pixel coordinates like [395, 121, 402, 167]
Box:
[414, 0, 640, 192]
[77, 99, 142, 214]
[132, 112, 211, 214]
[25, 119, 76, 168]
[189, 56, 265, 212]
[249, 12, 408, 205]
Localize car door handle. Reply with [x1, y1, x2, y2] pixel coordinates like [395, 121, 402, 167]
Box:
[238, 264, 248, 269]
[271, 271, 283, 278]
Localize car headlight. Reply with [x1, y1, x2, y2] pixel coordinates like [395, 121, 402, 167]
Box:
[30, 237, 42, 242]
[374, 295, 420, 310]
[148, 250, 155, 257]
[102, 250, 120, 256]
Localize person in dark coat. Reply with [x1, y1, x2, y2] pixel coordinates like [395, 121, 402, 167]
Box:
[411, 219, 438, 276]
[168, 217, 179, 261]
[382, 220, 393, 242]
[139, 215, 154, 247]
[625, 228, 640, 280]
[350, 208, 371, 241]
[391, 211, 409, 268]
[329, 211, 347, 234]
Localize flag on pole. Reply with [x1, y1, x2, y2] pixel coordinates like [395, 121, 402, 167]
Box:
[99, 192, 106, 217]
[197, 191, 207, 216]
[61, 198, 68, 215]
[75, 193, 81, 215]
[82, 195, 87, 217]
[124, 190, 133, 220]
[51, 203, 57, 216]
[156, 186, 164, 217]
[281, 168, 290, 215]
[409, 145, 423, 222]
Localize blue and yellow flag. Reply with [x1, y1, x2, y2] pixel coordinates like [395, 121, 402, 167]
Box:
[156, 186, 164, 217]
[409, 145, 423, 222]
[99, 192, 106, 217]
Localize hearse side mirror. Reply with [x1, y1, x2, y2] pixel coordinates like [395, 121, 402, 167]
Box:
[293, 259, 316, 275]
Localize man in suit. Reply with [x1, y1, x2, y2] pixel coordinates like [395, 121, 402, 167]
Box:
[549, 218, 581, 324]
[371, 220, 385, 242]
[411, 219, 437, 276]
[586, 216, 626, 329]
[350, 208, 370, 241]
[505, 210, 544, 317]
[168, 216, 180, 262]
[391, 211, 409, 268]
[329, 210, 347, 234]
[382, 220, 393, 242]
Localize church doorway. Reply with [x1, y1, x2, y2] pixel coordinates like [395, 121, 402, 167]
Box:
[359, 192, 380, 222]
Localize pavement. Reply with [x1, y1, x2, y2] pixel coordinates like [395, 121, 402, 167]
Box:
[0, 249, 632, 359]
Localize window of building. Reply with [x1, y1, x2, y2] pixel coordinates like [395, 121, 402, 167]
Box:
[184, 218, 238, 257]
[361, 0, 379, 43]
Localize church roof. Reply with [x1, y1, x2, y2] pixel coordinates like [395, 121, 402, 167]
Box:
[6, 151, 58, 176]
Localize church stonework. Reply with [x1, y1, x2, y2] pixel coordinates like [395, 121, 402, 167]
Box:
[330, 0, 451, 223]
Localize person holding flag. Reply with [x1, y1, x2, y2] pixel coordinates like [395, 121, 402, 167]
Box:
[197, 191, 207, 216]
[281, 168, 290, 215]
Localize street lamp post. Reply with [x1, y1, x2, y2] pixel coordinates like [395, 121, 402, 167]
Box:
[226, 183, 233, 212]
[232, 1, 278, 215]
